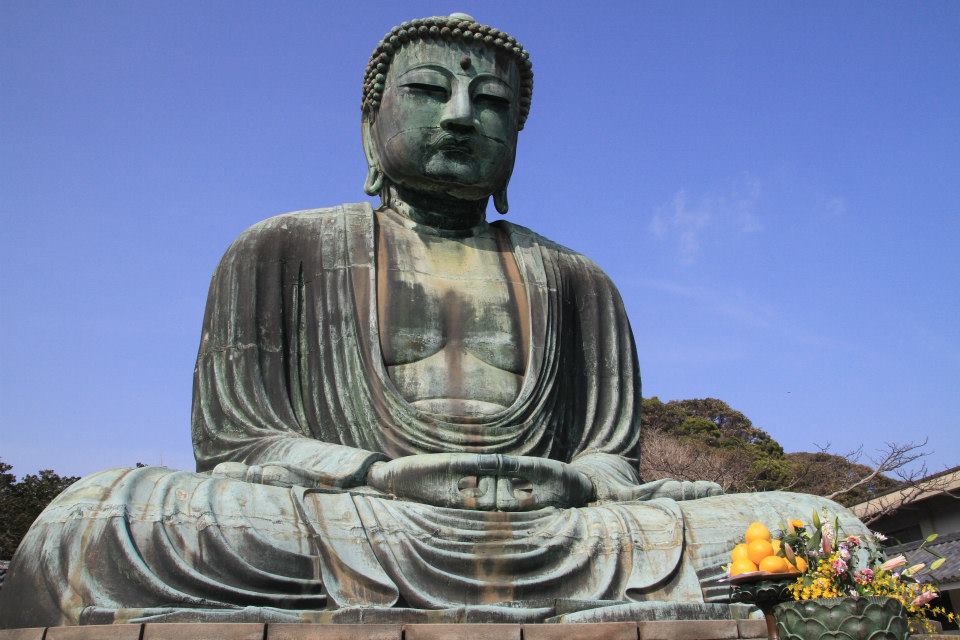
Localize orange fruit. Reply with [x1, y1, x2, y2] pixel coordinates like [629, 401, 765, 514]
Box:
[745, 522, 771, 543]
[731, 543, 751, 563]
[759, 555, 790, 573]
[747, 539, 775, 564]
[730, 559, 759, 576]
[794, 557, 808, 573]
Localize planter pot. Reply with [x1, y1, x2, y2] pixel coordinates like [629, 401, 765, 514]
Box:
[774, 596, 909, 640]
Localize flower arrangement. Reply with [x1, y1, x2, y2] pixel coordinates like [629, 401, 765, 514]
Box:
[778, 510, 954, 632]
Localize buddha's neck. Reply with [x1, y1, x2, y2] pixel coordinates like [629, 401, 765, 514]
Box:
[384, 185, 487, 235]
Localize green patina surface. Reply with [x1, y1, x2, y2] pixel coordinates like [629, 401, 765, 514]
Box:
[0, 13, 873, 629]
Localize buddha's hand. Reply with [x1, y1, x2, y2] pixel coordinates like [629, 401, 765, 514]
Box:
[610, 478, 724, 502]
[365, 453, 497, 510]
[504, 456, 594, 511]
[210, 461, 339, 488]
[365, 453, 593, 511]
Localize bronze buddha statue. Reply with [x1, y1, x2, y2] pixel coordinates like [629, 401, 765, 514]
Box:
[0, 13, 871, 628]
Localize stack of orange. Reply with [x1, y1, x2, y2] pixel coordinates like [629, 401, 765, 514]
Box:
[729, 522, 804, 576]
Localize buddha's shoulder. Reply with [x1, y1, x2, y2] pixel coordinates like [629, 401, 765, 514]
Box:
[222, 203, 373, 256]
[496, 220, 614, 283]
[237, 203, 372, 239]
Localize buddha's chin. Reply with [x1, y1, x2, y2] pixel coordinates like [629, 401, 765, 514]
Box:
[405, 179, 493, 203]
[419, 156, 495, 195]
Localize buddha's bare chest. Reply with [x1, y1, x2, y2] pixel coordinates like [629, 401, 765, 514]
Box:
[376, 214, 528, 415]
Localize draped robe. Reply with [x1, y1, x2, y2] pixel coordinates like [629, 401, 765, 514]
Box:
[0, 204, 870, 627]
[191, 203, 645, 487]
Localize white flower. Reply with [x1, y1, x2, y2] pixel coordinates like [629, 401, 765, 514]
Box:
[823, 521, 835, 539]
[872, 531, 888, 542]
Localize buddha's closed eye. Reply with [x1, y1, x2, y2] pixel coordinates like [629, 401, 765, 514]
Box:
[403, 83, 448, 99]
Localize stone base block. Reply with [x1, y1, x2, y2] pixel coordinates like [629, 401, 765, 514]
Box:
[2, 622, 953, 640]
[0, 620, 764, 640]
[636, 620, 737, 640]
[47, 626, 141, 640]
[404, 625, 520, 640]
[268, 624, 401, 640]
[0, 630, 45, 640]
[143, 624, 265, 640]
[523, 622, 637, 639]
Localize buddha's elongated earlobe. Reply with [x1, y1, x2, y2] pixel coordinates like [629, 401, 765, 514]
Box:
[493, 182, 509, 215]
[364, 165, 383, 196]
[361, 119, 384, 196]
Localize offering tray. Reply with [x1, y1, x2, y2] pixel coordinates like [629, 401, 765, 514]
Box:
[729, 572, 799, 640]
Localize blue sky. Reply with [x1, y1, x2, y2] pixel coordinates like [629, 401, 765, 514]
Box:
[2, 1, 958, 478]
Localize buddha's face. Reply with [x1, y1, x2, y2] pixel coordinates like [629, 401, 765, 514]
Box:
[369, 39, 521, 201]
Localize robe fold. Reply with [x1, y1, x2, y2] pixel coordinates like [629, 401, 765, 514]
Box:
[191, 203, 643, 490]
[0, 204, 872, 627]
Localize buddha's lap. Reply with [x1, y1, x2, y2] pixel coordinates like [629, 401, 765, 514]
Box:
[4, 465, 868, 621]
[27, 465, 685, 556]
[26, 465, 866, 563]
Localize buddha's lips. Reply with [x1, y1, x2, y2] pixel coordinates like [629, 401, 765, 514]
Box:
[436, 135, 475, 155]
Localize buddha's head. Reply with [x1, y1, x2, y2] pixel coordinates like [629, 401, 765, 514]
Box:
[360, 14, 533, 214]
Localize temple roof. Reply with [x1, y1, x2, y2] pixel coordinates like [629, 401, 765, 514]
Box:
[885, 531, 960, 589]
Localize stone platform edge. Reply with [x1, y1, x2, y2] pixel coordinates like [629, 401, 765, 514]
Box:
[0, 620, 760, 640]
[0, 621, 951, 640]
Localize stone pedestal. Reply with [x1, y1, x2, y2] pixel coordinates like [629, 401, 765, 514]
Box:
[0, 620, 762, 640]
[2, 620, 953, 640]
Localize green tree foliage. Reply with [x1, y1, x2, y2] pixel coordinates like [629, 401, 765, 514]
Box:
[640, 397, 901, 503]
[0, 459, 79, 558]
[641, 397, 791, 491]
[642, 397, 782, 454]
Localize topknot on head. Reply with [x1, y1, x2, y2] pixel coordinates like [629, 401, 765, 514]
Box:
[361, 13, 534, 130]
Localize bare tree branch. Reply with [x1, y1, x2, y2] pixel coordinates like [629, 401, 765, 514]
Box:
[826, 439, 929, 501]
[640, 428, 756, 492]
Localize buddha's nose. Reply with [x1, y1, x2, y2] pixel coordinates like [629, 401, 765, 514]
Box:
[440, 87, 475, 134]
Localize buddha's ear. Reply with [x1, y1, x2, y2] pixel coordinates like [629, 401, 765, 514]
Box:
[493, 178, 509, 215]
[361, 119, 384, 196]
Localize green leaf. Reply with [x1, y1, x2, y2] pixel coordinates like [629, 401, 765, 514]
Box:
[812, 510, 822, 529]
[931, 557, 945, 571]
[809, 530, 822, 551]
[926, 533, 939, 543]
